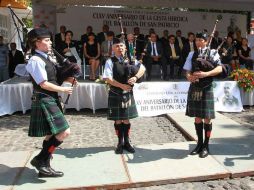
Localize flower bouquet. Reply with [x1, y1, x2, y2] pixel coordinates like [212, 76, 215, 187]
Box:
[95, 75, 110, 90]
[230, 68, 254, 92]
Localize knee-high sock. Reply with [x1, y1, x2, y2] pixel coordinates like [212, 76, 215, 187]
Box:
[195, 122, 203, 145]
[203, 123, 212, 148]
[36, 136, 62, 161]
[114, 123, 123, 144]
[122, 123, 131, 144]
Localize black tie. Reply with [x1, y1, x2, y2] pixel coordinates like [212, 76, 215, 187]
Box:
[152, 42, 155, 56]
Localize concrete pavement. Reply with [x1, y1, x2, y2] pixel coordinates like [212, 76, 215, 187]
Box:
[1, 112, 254, 189]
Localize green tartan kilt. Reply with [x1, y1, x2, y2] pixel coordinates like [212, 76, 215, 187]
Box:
[186, 83, 215, 119]
[28, 94, 69, 137]
[107, 90, 138, 120]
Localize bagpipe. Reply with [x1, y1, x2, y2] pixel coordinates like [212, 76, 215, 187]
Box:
[51, 48, 82, 85]
[51, 48, 82, 105]
[193, 16, 229, 79]
[118, 17, 144, 83]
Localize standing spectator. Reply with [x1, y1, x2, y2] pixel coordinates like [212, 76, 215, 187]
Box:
[164, 35, 182, 79]
[175, 30, 186, 51]
[160, 30, 169, 47]
[210, 31, 222, 49]
[84, 33, 100, 80]
[80, 26, 95, 45]
[234, 30, 243, 49]
[0, 36, 9, 82]
[133, 27, 145, 60]
[54, 25, 66, 52]
[97, 24, 109, 44]
[8, 42, 24, 78]
[145, 32, 163, 81]
[238, 38, 253, 70]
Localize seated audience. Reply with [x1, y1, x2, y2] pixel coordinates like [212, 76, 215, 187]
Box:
[59, 30, 81, 65]
[84, 33, 100, 80]
[238, 38, 253, 70]
[164, 35, 182, 79]
[220, 36, 238, 71]
[101, 31, 116, 64]
[145, 32, 163, 81]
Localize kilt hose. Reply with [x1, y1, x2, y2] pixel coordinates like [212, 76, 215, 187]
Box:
[107, 90, 138, 121]
[29, 94, 69, 137]
[186, 83, 215, 119]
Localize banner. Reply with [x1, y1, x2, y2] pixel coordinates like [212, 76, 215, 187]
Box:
[133, 81, 243, 117]
[56, 7, 247, 40]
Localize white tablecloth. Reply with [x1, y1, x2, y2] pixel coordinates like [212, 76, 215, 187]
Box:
[0, 77, 108, 116]
[59, 82, 108, 113]
[0, 78, 253, 116]
[0, 80, 33, 116]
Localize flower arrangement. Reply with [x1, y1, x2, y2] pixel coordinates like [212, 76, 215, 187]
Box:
[230, 68, 254, 92]
[95, 75, 110, 90]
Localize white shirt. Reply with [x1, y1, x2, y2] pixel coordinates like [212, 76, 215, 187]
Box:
[183, 48, 222, 71]
[190, 42, 194, 51]
[151, 42, 158, 56]
[103, 57, 140, 79]
[26, 50, 48, 84]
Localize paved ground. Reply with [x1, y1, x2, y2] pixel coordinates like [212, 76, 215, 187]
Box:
[0, 106, 254, 190]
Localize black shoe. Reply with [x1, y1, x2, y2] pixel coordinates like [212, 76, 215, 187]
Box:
[115, 143, 123, 154]
[46, 156, 64, 177]
[123, 142, 135, 153]
[30, 157, 52, 175]
[38, 170, 64, 178]
[199, 147, 209, 158]
[189, 143, 203, 155]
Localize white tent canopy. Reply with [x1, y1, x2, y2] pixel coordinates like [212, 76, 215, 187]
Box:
[34, 0, 254, 12]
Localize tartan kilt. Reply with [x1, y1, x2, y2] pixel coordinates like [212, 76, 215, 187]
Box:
[28, 94, 69, 137]
[186, 83, 215, 119]
[107, 90, 138, 120]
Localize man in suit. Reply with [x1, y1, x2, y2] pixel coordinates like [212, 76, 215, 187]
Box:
[175, 30, 186, 51]
[125, 34, 136, 61]
[133, 27, 145, 60]
[101, 31, 115, 65]
[160, 30, 169, 47]
[54, 25, 66, 52]
[81, 26, 95, 45]
[8, 42, 24, 78]
[182, 32, 197, 65]
[164, 35, 182, 79]
[210, 30, 222, 49]
[97, 25, 109, 44]
[145, 32, 163, 81]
